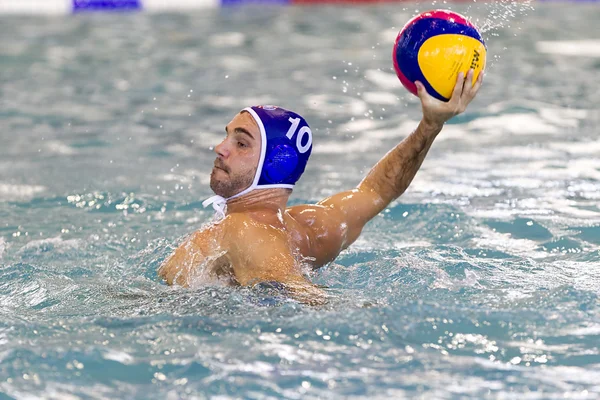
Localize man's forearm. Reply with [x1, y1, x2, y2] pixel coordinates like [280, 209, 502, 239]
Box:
[358, 120, 443, 207]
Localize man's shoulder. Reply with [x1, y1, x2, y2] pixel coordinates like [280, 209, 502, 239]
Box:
[187, 214, 279, 257]
[286, 203, 345, 227]
[221, 212, 285, 237]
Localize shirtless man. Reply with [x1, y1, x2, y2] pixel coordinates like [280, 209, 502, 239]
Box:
[158, 70, 483, 303]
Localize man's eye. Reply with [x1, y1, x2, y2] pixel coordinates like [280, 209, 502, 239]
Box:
[238, 142, 247, 148]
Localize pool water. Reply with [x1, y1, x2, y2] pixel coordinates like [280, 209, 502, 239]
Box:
[1, 3, 599, 398]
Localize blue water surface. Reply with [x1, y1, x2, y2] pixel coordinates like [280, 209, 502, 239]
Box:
[0, 3, 599, 399]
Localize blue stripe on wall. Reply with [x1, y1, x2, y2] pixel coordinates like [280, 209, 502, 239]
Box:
[73, 0, 142, 11]
[221, 0, 290, 6]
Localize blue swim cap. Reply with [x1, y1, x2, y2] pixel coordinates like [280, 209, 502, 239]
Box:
[246, 105, 312, 189]
[203, 105, 313, 217]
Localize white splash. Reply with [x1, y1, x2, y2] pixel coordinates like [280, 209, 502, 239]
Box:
[46, 141, 76, 155]
[0, 183, 46, 201]
[18, 236, 82, 255]
[362, 91, 399, 105]
[219, 55, 257, 71]
[209, 32, 245, 48]
[364, 69, 400, 89]
[103, 349, 135, 365]
[303, 93, 367, 116]
[537, 40, 600, 57]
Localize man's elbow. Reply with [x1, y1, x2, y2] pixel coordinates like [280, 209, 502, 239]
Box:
[157, 263, 173, 285]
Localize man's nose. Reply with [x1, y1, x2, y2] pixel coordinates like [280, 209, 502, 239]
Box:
[215, 140, 229, 158]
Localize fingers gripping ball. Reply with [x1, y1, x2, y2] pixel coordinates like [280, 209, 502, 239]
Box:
[393, 10, 486, 101]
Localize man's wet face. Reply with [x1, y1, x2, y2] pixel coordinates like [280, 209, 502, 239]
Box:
[210, 111, 261, 198]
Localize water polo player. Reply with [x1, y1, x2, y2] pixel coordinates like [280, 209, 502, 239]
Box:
[158, 70, 483, 303]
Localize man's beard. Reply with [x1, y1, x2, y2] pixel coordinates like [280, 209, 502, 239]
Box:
[210, 166, 255, 199]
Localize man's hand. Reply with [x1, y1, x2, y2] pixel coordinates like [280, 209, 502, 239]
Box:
[415, 68, 484, 129]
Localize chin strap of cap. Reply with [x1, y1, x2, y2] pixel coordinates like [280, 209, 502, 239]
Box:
[202, 195, 227, 219]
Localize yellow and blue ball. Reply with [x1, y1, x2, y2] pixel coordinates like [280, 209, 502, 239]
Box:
[393, 10, 486, 101]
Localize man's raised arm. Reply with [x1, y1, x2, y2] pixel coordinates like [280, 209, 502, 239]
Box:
[317, 69, 484, 248]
